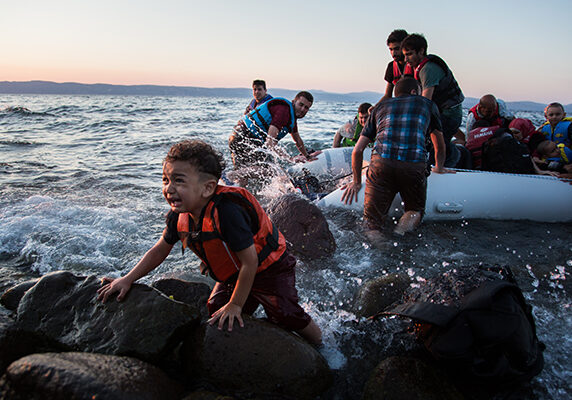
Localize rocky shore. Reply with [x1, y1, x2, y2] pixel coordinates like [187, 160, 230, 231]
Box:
[0, 196, 545, 399]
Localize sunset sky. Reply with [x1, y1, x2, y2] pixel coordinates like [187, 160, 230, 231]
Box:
[2, 0, 571, 104]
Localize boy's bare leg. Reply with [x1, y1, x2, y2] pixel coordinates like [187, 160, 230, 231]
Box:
[297, 319, 322, 346]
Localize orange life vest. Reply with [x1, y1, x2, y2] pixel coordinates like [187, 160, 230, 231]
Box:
[391, 61, 414, 84]
[177, 185, 286, 283]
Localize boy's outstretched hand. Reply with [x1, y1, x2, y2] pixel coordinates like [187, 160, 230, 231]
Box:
[97, 276, 132, 303]
[208, 302, 244, 331]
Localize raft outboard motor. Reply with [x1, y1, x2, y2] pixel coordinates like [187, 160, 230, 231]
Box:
[291, 168, 323, 199]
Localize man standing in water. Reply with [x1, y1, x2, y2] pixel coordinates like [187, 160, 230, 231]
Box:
[380, 29, 409, 101]
[400, 33, 465, 167]
[229, 91, 320, 168]
[342, 77, 446, 243]
[244, 79, 273, 115]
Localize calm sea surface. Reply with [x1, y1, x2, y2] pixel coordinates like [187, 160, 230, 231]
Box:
[0, 94, 570, 399]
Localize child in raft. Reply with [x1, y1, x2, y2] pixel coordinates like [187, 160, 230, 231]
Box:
[534, 139, 572, 174]
[97, 139, 322, 345]
[538, 102, 572, 148]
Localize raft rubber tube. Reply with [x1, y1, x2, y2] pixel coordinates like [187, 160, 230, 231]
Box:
[317, 170, 572, 223]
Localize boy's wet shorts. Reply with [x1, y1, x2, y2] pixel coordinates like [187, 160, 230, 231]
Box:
[364, 156, 427, 230]
[207, 251, 312, 331]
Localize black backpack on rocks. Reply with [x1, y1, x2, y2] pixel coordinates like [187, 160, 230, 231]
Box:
[385, 266, 545, 388]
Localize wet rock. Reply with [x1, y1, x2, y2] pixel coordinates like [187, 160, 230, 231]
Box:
[0, 312, 19, 374]
[16, 271, 200, 362]
[0, 278, 39, 311]
[181, 389, 236, 399]
[354, 273, 412, 318]
[362, 356, 463, 400]
[0, 308, 68, 375]
[402, 265, 511, 307]
[0, 352, 183, 400]
[152, 278, 211, 319]
[267, 193, 336, 260]
[181, 316, 332, 399]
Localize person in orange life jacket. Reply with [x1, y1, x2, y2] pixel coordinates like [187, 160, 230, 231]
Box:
[538, 102, 572, 148]
[465, 94, 514, 135]
[244, 79, 273, 115]
[332, 102, 372, 147]
[97, 140, 322, 345]
[401, 33, 465, 168]
[229, 91, 321, 168]
[379, 29, 409, 102]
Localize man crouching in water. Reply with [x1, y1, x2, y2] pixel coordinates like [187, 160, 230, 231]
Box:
[342, 77, 447, 244]
[98, 140, 322, 345]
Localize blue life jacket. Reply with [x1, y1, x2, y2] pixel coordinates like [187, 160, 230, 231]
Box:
[539, 119, 572, 147]
[242, 98, 295, 142]
[246, 94, 273, 114]
[547, 144, 572, 163]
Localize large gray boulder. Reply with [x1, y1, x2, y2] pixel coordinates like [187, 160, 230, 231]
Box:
[0, 278, 39, 311]
[267, 193, 336, 260]
[362, 356, 463, 400]
[0, 309, 69, 375]
[181, 316, 332, 399]
[151, 278, 211, 319]
[0, 352, 183, 400]
[16, 271, 201, 362]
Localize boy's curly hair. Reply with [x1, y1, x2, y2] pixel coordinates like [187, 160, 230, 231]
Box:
[165, 140, 225, 180]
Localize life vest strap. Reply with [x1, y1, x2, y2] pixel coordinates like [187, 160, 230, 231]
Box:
[257, 224, 280, 265]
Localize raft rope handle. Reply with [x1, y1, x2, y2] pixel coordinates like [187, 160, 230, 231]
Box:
[313, 166, 572, 187]
[445, 167, 572, 182]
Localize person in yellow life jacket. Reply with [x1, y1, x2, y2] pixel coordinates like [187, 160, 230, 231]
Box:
[537, 102, 572, 148]
[97, 140, 322, 345]
[332, 102, 372, 147]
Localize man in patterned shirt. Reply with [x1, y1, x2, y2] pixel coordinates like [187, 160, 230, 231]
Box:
[342, 77, 447, 241]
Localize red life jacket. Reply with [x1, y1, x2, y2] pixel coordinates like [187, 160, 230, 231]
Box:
[413, 57, 430, 81]
[177, 185, 286, 283]
[392, 61, 414, 84]
[468, 104, 503, 127]
[465, 125, 500, 168]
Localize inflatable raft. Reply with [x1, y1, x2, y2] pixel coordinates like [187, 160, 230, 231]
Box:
[288, 147, 372, 180]
[293, 148, 572, 223]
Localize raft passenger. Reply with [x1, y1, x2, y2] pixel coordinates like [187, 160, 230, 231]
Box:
[380, 29, 409, 102]
[538, 102, 572, 148]
[97, 140, 322, 345]
[534, 140, 572, 174]
[229, 91, 320, 168]
[465, 94, 514, 134]
[332, 102, 372, 148]
[244, 79, 273, 115]
[401, 33, 465, 168]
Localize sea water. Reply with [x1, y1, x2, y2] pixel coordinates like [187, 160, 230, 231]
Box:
[1, 94, 570, 399]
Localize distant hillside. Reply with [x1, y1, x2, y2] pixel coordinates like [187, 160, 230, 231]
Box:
[1, 80, 569, 112]
[0, 80, 385, 104]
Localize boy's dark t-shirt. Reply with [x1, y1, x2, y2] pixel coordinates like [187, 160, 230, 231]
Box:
[163, 198, 255, 252]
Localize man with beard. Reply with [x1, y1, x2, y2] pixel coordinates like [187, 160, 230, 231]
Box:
[229, 91, 320, 168]
[380, 29, 409, 101]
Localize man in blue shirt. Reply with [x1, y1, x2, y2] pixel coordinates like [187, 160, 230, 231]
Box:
[342, 77, 446, 241]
